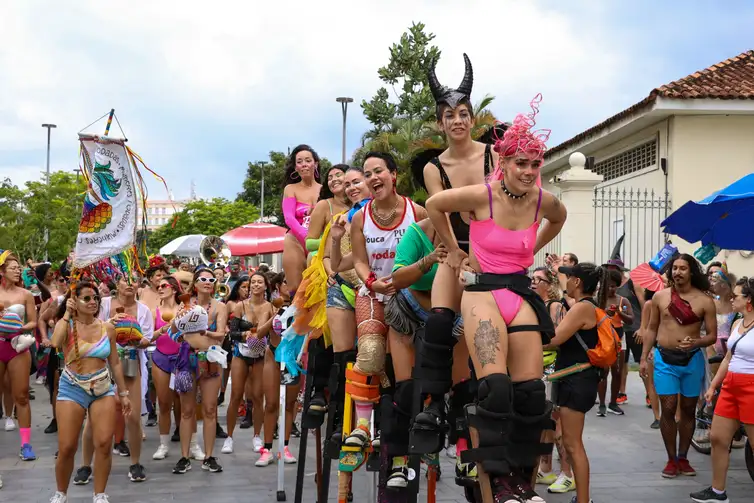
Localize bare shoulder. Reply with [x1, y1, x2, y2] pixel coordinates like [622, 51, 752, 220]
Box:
[351, 208, 364, 228]
[654, 288, 671, 308]
[283, 184, 296, 198]
[412, 201, 428, 220]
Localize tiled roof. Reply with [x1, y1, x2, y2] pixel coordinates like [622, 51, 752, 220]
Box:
[546, 50, 754, 159]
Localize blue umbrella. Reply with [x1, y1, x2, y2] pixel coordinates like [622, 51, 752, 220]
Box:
[661, 173, 754, 251]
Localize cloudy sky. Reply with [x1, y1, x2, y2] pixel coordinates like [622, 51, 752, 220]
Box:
[1, 1, 751, 201]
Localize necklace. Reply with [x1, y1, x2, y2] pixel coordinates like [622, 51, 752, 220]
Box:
[371, 197, 400, 227]
[742, 317, 754, 331]
[501, 180, 526, 199]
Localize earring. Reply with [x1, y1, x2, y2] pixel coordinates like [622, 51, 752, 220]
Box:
[291, 170, 301, 181]
[314, 167, 320, 179]
[747, 304, 753, 312]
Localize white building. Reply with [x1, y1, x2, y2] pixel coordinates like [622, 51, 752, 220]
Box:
[540, 50, 754, 274]
[137, 199, 188, 231]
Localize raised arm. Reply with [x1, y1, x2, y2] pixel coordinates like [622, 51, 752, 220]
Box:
[425, 184, 489, 255]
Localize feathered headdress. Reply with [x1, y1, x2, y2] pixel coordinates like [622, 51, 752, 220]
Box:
[0, 250, 12, 268]
[149, 255, 166, 268]
[427, 53, 474, 109]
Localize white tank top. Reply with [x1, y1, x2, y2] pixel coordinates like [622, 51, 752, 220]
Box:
[359, 196, 417, 302]
[728, 320, 754, 375]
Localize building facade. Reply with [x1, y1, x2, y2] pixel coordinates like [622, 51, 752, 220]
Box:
[137, 199, 187, 231]
[540, 50, 754, 274]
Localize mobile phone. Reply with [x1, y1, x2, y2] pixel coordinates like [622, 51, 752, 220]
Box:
[461, 270, 477, 286]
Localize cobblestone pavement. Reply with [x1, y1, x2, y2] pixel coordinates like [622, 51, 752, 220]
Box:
[1, 372, 751, 502]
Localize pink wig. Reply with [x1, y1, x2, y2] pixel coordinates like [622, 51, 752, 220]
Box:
[488, 94, 551, 183]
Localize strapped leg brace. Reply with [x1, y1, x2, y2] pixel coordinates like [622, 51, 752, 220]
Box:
[449, 380, 477, 487]
[510, 380, 555, 486]
[328, 350, 357, 454]
[302, 339, 333, 428]
[381, 379, 415, 492]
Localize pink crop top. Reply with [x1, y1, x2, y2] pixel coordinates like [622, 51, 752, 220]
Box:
[155, 307, 179, 355]
[282, 197, 313, 246]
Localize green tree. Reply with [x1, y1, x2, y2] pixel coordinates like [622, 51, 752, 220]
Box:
[237, 150, 332, 226]
[150, 198, 260, 251]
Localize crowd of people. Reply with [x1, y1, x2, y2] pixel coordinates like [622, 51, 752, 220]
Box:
[1, 54, 752, 503]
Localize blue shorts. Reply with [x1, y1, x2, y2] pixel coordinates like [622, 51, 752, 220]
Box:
[57, 368, 115, 410]
[326, 282, 354, 311]
[653, 347, 705, 398]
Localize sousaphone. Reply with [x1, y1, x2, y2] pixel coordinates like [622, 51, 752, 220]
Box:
[199, 235, 232, 298]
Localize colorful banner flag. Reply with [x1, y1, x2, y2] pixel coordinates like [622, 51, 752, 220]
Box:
[74, 135, 137, 268]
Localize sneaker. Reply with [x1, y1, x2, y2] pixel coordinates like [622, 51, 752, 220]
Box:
[445, 444, 457, 459]
[677, 457, 696, 476]
[291, 422, 301, 438]
[172, 457, 191, 475]
[221, 437, 234, 454]
[73, 466, 92, 485]
[202, 456, 223, 472]
[256, 447, 275, 467]
[511, 474, 545, 503]
[308, 391, 327, 413]
[536, 471, 558, 485]
[45, 418, 58, 434]
[650, 419, 660, 429]
[371, 432, 381, 450]
[190, 442, 205, 460]
[152, 444, 169, 460]
[252, 435, 263, 453]
[93, 494, 111, 503]
[732, 437, 747, 449]
[36, 375, 46, 385]
[239, 414, 252, 429]
[661, 459, 678, 478]
[50, 491, 68, 503]
[282, 446, 297, 464]
[4, 417, 15, 431]
[128, 463, 146, 482]
[616, 392, 628, 404]
[146, 413, 157, 427]
[113, 441, 130, 457]
[386, 465, 409, 488]
[607, 403, 624, 415]
[217, 391, 225, 406]
[596, 404, 606, 417]
[344, 420, 370, 448]
[690, 486, 729, 503]
[454, 458, 478, 479]
[20, 443, 37, 461]
[171, 427, 180, 442]
[547, 472, 576, 493]
[215, 422, 228, 439]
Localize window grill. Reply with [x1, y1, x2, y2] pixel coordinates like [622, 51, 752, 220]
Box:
[595, 140, 657, 181]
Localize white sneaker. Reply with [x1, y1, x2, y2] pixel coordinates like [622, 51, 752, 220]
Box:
[93, 494, 110, 503]
[152, 444, 169, 460]
[256, 448, 275, 467]
[282, 446, 297, 464]
[252, 435, 263, 453]
[50, 491, 68, 503]
[190, 442, 205, 460]
[221, 437, 234, 454]
[4, 417, 15, 432]
[36, 376, 46, 385]
[445, 444, 457, 458]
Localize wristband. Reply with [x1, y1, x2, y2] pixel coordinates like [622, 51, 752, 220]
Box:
[365, 272, 378, 291]
[118, 390, 130, 397]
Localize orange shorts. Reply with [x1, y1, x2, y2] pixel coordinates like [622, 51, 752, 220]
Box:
[715, 372, 754, 424]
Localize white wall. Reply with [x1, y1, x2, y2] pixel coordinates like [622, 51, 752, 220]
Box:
[669, 115, 754, 276]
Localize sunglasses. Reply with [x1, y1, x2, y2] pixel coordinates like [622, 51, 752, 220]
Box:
[158, 283, 173, 290]
[197, 277, 217, 284]
[79, 295, 101, 303]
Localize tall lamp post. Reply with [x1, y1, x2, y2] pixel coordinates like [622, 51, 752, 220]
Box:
[259, 161, 267, 220]
[42, 123, 57, 261]
[336, 97, 353, 164]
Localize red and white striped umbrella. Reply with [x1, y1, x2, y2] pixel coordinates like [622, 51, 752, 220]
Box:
[222, 223, 286, 256]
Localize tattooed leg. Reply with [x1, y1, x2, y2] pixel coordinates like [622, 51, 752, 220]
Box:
[462, 300, 509, 379]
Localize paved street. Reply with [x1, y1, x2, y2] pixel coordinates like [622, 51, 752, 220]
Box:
[1, 372, 751, 502]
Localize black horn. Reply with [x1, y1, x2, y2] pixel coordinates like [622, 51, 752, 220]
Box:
[427, 57, 444, 102]
[457, 53, 473, 97]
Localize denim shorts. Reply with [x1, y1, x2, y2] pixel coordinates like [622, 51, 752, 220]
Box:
[326, 282, 354, 311]
[57, 368, 115, 410]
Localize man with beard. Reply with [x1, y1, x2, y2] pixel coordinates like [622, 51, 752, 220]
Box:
[226, 259, 242, 292]
[640, 254, 716, 478]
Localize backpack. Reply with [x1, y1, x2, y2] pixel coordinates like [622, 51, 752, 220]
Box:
[575, 300, 621, 368]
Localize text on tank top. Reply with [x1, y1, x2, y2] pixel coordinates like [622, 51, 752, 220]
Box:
[362, 197, 417, 280]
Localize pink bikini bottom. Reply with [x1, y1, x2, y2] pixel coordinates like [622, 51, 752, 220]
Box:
[0, 338, 29, 364]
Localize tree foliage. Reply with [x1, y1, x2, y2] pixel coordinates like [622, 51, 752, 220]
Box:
[149, 198, 260, 254]
[0, 172, 87, 263]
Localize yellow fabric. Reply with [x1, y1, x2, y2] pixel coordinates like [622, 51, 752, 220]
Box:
[292, 211, 346, 348]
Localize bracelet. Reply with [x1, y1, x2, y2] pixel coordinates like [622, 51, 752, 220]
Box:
[118, 390, 129, 397]
[365, 272, 378, 291]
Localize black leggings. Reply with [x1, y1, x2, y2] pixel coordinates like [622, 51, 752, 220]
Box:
[624, 331, 642, 363]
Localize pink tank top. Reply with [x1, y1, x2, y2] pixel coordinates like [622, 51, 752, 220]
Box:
[155, 307, 179, 355]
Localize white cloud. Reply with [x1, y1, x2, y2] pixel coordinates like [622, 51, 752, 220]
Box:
[0, 0, 637, 199]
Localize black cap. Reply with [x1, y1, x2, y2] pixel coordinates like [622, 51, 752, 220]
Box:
[559, 262, 602, 291]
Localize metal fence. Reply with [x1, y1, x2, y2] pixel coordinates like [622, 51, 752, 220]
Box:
[533, 234, 561, 269]
[594, 187, 671, 268]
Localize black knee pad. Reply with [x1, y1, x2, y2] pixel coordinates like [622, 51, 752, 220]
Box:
[510, 379, 554, 471]
[448, 380, 475, 444]
[413, 308, 457, 396]
[332, 350, 357, 399]
[309, 341, 334, 389]
[382, 379, 414, 455]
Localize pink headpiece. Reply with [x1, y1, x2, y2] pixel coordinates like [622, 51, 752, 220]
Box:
[489, 94, 551, 182]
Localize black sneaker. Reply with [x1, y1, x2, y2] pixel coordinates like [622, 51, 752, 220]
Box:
[596, 404, 607, 417]
[650, 419, 661, 429]
[146, 412, 157, 427]
[217, 391, 225, 406]
[690, 486, 729, 503]
[173, 457, 191, 475]
[171, 427, 180, 442]
[216, 423, 228, 439]
[128, 463, 146, 482]
[414, 400, 444, 429]
[607, 403, 625, 415]
[239, 414, 252, 429]
[45, 418, 58, 434]
[73, 465, 92, 485]
[308, 391, 327, 413]
[113, 441, 130, 457]
[202, 456, 223, 473]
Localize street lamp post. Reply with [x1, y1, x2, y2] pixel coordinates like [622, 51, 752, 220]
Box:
[336, 97, 353, 164]
[42, 123, 57, 261]
[260, 162, 266, 220]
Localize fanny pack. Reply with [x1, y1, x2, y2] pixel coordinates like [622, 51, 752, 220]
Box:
[658, 347, 700, 366]
[63, 366, 112, 396]
[668, 289, 701, 326]
[336, 275, 357, 308]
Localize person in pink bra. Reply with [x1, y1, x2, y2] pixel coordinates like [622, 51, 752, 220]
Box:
[282, 145, 322, 294]
[426, 96, 567, 503]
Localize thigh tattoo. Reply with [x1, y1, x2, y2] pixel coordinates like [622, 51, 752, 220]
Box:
[473, 319, 500, 368]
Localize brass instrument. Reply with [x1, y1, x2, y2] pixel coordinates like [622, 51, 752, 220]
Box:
[199, 235, 233, 300]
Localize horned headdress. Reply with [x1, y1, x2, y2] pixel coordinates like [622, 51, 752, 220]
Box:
[427, 53, 474, 109]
